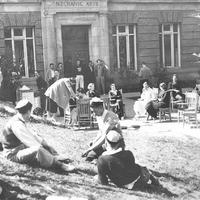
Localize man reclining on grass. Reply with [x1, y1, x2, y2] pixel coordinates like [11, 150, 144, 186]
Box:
[96, 130, 159, 189]
[82, 97, 125, 161]
[1, 99, 75, 173]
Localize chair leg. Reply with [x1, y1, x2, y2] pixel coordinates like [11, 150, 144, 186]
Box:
[169, 111, 172, 121]
[159, 111, 162, 122]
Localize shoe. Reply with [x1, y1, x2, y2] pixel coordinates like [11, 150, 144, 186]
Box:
[60, 164, 76, 172]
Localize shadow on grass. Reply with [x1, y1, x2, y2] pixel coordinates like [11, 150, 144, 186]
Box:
[0, 179, 47, 200]
[150, 170, 183, 182]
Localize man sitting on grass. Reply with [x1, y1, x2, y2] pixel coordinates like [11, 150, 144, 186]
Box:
[1, 99, 75, 173]
[82, 97, 125, 161]
[96, 130, 159, 189]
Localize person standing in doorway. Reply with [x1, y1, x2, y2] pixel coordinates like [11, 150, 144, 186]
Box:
[95, 59, 106, 95]
[138, 62, 153, 93]
[64, 57, 75, 78]
[75, 59, 84, 91]
[46, 63, 56, 86]
[84, 60, 95, 90]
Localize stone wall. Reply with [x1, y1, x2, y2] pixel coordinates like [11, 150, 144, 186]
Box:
[108, 10, 200, 91]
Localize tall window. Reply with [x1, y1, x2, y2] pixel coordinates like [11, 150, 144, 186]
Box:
[159, 23, 181, 68]
[112, 24, 137, 70]
[4, 27, 36, 77]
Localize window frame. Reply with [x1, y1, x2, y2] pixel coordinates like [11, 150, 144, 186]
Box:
[4, 27, 37, 78]
[112, 24, 137, 70]
[159, 23, 181, 68]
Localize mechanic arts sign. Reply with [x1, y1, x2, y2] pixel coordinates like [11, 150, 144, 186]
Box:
[55, 0, 99, 8]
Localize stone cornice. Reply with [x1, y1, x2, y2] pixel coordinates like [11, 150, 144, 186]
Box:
[109, 0, 200, 3]
[0, 0, 41, 3]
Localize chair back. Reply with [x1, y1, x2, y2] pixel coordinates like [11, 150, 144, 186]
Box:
[185, 92, 199, 111]
[77, 98, 91, 118]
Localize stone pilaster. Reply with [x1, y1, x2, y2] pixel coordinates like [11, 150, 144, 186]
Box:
[41, 13, 56, 78]
[99, 12, 110, 66]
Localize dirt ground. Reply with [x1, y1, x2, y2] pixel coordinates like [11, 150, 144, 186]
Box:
[0, 114, 200, 200]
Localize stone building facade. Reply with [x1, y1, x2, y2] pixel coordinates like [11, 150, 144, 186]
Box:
[0, 0, 200, 91]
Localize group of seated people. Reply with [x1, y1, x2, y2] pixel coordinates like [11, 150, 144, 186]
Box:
[1, 97, 159, 193]
[134, 74, 185, 119]
[43, 76, 124, 126]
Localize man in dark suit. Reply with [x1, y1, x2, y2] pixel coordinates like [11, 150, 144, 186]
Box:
[84, 60, 95, 90]
[64, 57, 75, 78]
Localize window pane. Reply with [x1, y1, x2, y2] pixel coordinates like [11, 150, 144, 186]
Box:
[118, 26, 125, 33]
[5, 40, 13, 61]
[159, 24, 162, 33]
[164, 35, 171, 66]
[129, 35, 135, 69]
[112, 36, 118, 69]
[164, 24, 170, 31]
[112, 26, 116, 35]
[14, 28, 23, 36]
[26, 28, 33, 37]
[4, 28, 11, 38]
[14, 40, 25, 76]
[174, 34, 179, 67]
[173, 24, 178, 32]
[119, 36, 127, 68]
[159, 34, 163, 67]
[129, 25, 134, 34]
[26, 39, 35, 77]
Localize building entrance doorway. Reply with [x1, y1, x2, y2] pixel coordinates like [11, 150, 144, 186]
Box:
[62, 25, 89, 77]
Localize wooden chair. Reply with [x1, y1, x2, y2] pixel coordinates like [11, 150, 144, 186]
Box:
[158, 92, 172, 122]
[181, 92, 199, 126]
[77, 98, 93, 128]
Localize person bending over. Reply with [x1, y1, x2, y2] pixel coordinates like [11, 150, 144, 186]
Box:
[82, 97, 124, 162]
[1, 99, 75, 173]
[96, 130, 159, 189]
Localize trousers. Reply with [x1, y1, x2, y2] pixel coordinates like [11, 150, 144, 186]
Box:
[96, 76, 105, 94]
[6, 144, 55, 168]
[76, 75, 84, 91]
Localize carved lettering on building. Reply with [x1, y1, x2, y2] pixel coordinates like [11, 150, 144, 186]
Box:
[55, 1, 99, 7]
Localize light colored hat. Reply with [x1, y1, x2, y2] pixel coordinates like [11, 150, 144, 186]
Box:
[15, 99, 30, 110]
[90, 97, 103, 107]
[106, 130, 122, 143]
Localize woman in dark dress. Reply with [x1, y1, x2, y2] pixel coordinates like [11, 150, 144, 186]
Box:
[86, 83, 99, 98]
[145, 82, 171, 119]
[108, 83, 124, 119]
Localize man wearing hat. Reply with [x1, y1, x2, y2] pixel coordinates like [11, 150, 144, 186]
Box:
[96, 130, 159, 189]
[82, 97, 124, 161]
[1, 99, 75, 172]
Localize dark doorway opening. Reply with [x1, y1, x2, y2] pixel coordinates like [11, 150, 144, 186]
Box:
[62, 25, 89, 77]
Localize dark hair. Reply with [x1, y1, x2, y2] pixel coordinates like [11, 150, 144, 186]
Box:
[90, 102, 104, 108]
[17, 102, 33, 114]
[49, 63, 54, 66]
[77, 87, 85, 94]
[142, 62, 146, 65]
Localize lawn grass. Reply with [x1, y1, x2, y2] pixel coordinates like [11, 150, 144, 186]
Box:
[0, 115, 200, 200]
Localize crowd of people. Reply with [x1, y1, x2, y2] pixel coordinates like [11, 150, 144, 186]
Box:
[33, 59, 125, 124]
